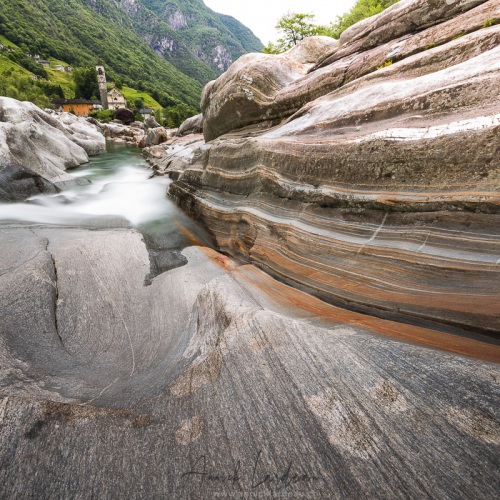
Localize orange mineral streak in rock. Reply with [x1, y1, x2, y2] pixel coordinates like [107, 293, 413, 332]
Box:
[199, 246, 500, 363]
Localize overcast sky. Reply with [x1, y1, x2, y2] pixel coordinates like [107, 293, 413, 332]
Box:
[204, 0, 358, 44]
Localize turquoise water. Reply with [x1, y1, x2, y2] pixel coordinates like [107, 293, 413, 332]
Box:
[0, 142, 208, 244]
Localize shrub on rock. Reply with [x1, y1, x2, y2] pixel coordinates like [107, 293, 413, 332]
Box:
[113, 108, 135, 125]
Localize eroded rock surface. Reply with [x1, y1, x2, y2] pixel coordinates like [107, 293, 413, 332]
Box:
[0, 226, 498, 498]
[0, 98, 105, 193]
[201, 36, 339, 141]
[166, 0, 500, 336]
[143, 134, 206, 179]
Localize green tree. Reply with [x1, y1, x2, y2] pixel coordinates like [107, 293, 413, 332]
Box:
[328, 0, 399, 39]
[277, 13, 317, 47]
[88, 109, 114, 123]
[132, 98, 144, 110]
[0, 69, 51, 108]
[262, 41, 284, 55]
[6, 49, 48, 79]
[73, 66, 99, 100]
[161, 103, 198, 128]
[263, 13, 318, 53]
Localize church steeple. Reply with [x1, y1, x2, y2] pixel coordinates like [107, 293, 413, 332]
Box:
[96, 62, 108, 110]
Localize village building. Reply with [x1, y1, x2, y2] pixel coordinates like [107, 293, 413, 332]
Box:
[107, 87, 127, 110]
[51, 99, 101, 117]
[139, 107, 153, 119]
[38, 59, 50, 67]
[54, 64, 65, 71]
[96, 62, 108, 109]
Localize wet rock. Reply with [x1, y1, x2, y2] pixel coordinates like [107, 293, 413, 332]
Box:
[0, 163, 59, 202]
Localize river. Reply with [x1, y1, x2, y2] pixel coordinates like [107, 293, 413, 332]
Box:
[0, 143, 213, 277]
[0, 142, 206, 237]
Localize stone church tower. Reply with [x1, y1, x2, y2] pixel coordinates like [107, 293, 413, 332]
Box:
[96, 62, 108, 110]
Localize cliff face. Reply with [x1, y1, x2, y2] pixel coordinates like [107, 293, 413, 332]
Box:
[119, 0, 263, 82]
[161, 0, 500, 336]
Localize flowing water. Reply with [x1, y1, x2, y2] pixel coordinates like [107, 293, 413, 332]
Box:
[0, 142, 210, 243]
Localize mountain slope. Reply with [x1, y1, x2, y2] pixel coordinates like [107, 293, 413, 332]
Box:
[116, 0, 263, 81]
[0, 0, 263, 108]
[0, 0, 204, 108]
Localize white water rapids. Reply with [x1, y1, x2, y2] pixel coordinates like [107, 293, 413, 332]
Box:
[0, 143, 188, 231]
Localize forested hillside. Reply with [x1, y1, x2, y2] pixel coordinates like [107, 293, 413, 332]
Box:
[0, 0, 202, 108]
[0, 0, 263, 110]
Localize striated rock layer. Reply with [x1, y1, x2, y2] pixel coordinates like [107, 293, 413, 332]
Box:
[165, 0, 500, 336]
[0, 225, 499, 497]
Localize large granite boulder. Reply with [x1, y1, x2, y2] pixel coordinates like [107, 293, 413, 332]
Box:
[0, 163, 58, 202]
[167, 0, 500, 336]
[0, 97, 105, 192]
[178, 113, 203, 137]
[113, 107, 135, 125]
[201, 36, 339, 141]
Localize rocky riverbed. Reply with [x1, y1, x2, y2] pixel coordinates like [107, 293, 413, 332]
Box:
[0, 0, 499, 498]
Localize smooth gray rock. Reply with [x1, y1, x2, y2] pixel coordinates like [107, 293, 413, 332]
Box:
[140, 126, 172, 147]
[0, 98, 104, 192]
[144, 114, 161, 130]
[0, 163, 58, 202]
[178, 113, 203, 137]
[0, 225, 498, 498]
